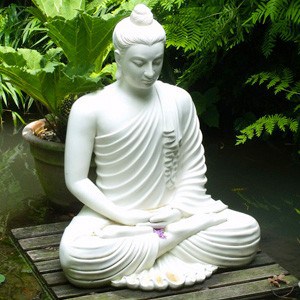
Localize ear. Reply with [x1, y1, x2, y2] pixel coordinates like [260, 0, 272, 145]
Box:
[114, 50, 121, 66]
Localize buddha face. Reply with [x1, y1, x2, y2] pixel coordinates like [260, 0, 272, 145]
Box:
[115, 42, 164, 91]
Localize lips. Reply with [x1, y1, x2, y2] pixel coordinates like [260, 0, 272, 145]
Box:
[142, 79, 155, 85]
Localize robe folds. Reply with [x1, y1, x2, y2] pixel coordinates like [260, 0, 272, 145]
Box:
[59, 81, 260, 288]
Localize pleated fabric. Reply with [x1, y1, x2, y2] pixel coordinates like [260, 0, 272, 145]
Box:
[59, 81, 260, 288]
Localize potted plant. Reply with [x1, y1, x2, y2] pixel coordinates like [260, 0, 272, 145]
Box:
[0, 0, 127, 211]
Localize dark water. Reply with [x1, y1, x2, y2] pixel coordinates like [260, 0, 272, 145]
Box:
[204, 132, 300, 279]
[0, 121, 299, 299]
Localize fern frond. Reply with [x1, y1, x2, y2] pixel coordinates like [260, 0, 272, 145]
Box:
[159, 0, 185, 11]
[287, 81, 300, 100]
[246, 68, 298, 99]
[236, 114, 299, 145]
[294, 104, 300, 112]
[249, 0, 290, 23]
[266, 75, 281, 89]
[286, 0, 300, 23]
[248, 0, 300, 56]
[290, 119, 299, 132]
[249, 3, 268, 24]
[259, 72, 272, 85]
[261, 19, 294, 56]
[164, 2, 252, 53]
[267, 0, 289, 22]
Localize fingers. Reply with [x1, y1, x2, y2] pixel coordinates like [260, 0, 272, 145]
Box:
[136, 221, 167, 229]
[150, 208, 181, 223]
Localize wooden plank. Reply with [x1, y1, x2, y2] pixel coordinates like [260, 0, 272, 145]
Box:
[9, 222, 300, 300]
[54, 274, 300, 300]
[35, 259, 61, 273]
[153, 275, 300, 300]
[11, 221, 68, 239]
[205, 264, 288, 288]
[42, 271, 68, 286]
[40, 263, 287, 292]
[245, 251, 274, 267]
[19, 233, 62, 250]
[71, 292, 137, 299]
[27, 247, 59, 262]
[47, 263, 296, 300]
[52, 284, 111, 299]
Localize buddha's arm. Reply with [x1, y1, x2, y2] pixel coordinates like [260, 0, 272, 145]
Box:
[65, 96, 151, 225]
[169, 89, 219, 215]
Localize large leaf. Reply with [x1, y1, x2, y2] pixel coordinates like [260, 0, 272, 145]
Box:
[46, 13, 125, 74]
[0, 46, 103, 114]
[32, 0, 85, 19]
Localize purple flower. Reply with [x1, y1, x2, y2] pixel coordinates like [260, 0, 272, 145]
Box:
[153, 228, 166, 239]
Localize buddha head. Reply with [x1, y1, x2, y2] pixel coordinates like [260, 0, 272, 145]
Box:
[112, 4, 166, 88]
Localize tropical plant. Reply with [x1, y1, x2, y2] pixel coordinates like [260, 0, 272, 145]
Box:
[248, 0, 300, 57]
[0, 3, 48, 127]
[0, 0, 127, 141]
[152, 0, 260, 88]
[236, 69, 300, 146]
[236, 0, 300, 151]
[148, 0, 263, 127]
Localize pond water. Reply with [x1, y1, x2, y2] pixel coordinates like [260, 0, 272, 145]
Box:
[0, 119, 299, 299]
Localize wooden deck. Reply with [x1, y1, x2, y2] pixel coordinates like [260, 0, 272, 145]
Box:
[10, 221, 300, 300]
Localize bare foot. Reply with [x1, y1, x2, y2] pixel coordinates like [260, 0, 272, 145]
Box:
[111, 252, 217, 290]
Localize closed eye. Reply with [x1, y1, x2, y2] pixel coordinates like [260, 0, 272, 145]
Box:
[153, 59, 162, 66]
[132, 59, 144, 67]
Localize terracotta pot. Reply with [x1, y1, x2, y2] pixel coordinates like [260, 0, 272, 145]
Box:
[22, 119, 95, 212]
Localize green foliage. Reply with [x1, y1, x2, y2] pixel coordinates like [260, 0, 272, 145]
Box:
[237, 68, 300, 145]
[246, 0, 300, 57]
[232, 0, 300, 150]
[152, 0, 260, 89]
[32, 0, 85, 19]
[0, 46, 103, 114]
[0, 4, 46, 127]
[245, 69, 300, 100]
[163, 2, 250, 53]
[0, 273, 5, 285]
[0, 1, 126, 141]
[46, 13, 121, 73]
[236, 114, 298, 144]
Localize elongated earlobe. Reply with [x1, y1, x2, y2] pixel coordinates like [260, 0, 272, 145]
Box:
[114, 50, 121, 66]
[114, 50, 122, 80]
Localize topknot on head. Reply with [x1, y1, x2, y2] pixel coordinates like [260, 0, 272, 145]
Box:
[112, 4, 166, 53]
[130, 4, 153, 26]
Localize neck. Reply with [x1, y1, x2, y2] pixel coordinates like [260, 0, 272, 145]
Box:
[117, 80, 156, 101]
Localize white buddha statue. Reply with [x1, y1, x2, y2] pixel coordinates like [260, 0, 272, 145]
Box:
[59, 4, 260, 291]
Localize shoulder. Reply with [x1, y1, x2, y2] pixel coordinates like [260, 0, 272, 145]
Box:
[71, 90, 100, 111]
[157, 81, 193, 103]
[156, 81, 194, 114]
[70, 88, 106, 119]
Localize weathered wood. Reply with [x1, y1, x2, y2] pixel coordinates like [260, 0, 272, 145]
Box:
[52, 284, 110, 299]
[10, 222, 300, 300]
[154, 275, 300, 300]
[27, 246, 59, 262]
[11, 221, 68, 239]
[19, 233, 62, 250]
[35, 259, 61, 273]
[42, 271, 68, 286]
[245, 251, 274, 267]
[205, 264, 288, 288]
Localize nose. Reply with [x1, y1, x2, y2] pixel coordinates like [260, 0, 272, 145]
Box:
[144, 63, 155, 78]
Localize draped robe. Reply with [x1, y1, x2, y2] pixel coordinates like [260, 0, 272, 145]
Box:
[59, 81, 260, 289]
